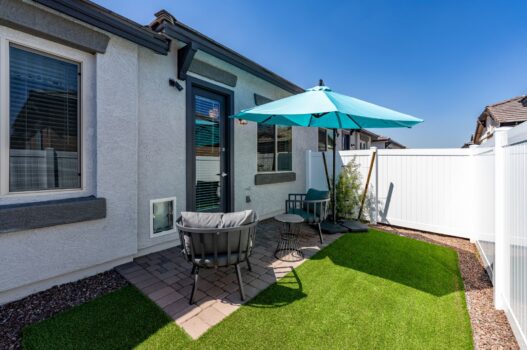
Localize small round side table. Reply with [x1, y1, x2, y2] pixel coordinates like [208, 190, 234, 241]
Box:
[274, 213, 305, 262]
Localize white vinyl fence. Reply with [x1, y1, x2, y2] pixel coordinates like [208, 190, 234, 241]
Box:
[306, 123, 527, 348]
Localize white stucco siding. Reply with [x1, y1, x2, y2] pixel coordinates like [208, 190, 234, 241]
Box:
[189, 51, 319, 219]
[136, 42, 185, 252]
[0, 32, 140, 304]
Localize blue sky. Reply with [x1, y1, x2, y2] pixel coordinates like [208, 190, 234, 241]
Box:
[94, 0, 527, 148]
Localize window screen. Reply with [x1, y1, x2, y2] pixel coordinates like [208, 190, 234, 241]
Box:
[257, 124, 276, 172]
[9, 45, 80, 192]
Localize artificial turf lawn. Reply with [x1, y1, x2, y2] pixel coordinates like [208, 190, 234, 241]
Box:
[22, 230, 473, 350]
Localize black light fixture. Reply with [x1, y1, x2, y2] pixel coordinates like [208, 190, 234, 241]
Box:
[169, 78, 183, 91]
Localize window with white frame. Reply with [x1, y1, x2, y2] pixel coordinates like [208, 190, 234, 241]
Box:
[150, 197, 177, 237]
[257, 124, 292, 172]
[2, 43, 81, 193]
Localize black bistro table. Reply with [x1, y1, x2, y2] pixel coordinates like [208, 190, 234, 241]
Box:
[274, 213, 305, 262]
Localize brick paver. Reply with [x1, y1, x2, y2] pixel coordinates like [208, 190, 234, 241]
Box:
[116, 219, 340, 339]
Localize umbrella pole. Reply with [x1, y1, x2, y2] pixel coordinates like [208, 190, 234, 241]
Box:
[332, 129, 337, 224]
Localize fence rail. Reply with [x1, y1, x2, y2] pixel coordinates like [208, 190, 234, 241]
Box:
[306, 123, 527, 348]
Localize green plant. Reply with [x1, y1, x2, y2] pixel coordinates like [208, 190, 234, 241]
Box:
[334, 157, 362, 219]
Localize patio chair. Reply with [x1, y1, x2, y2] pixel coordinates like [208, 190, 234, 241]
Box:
[176, 210, 258, 304]
[285, 188, 330, 244]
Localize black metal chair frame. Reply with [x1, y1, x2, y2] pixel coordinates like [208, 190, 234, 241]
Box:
[285, 194, 329, 244]
[176, 218, 258, 304]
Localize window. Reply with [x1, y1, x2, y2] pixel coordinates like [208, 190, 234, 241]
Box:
[7, 45, 81, 192]
[257, 125, 292, 172]
[318, 128, 335, 151]
[342, 132, 351, 150]
[150, 197, 177, 238]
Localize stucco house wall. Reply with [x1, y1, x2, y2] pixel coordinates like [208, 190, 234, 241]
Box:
[0, 3, 320, 304]
[0, 26, 140, 304]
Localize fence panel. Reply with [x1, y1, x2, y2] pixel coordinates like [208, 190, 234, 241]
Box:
[504, 142, 527, 345]
[472, 148, 496, 281]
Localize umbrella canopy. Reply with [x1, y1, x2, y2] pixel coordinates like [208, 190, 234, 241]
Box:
[232, 85, 423, 129]
[231, 83, 423, 228]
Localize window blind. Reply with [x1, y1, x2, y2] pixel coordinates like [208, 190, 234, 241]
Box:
[9, 45, 80, 192]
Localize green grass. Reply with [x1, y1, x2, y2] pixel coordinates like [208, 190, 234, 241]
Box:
[22, 230, 473, 350]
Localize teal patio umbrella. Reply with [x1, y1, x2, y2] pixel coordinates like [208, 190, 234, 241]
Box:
[231, 81, 423, 229]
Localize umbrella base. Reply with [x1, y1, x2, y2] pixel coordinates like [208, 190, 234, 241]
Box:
[320, 221, 347, 234]
[339, 220, 369, 233]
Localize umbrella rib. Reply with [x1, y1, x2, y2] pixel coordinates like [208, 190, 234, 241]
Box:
[261, 115, 275, 124]
[346, 114, 363, 129]
[336, 112, 343, 129]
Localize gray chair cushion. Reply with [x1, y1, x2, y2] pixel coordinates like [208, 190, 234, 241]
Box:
[221, 210, 255, 228]
[181, 212, 222, 228]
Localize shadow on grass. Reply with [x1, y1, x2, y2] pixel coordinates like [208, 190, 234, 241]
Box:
[310, 230, 465, 297]
[245, 268, 307, 308]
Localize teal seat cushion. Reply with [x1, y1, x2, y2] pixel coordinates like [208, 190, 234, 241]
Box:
[301, 188, 329, 220]
[305, 188, 330, 201]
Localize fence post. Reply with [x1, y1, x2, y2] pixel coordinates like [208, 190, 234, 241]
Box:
[494, 127, 510, 310]
[371, 146, 379, 224]
[468, 144, 479, 243]
[306, 150, 312, 192]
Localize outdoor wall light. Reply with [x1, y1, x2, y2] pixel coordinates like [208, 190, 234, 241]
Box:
[238, 119, 248, 125]
[168, 78, 183, 91]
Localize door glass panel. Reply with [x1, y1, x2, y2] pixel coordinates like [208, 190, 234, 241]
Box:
[194, 95, 221, 212]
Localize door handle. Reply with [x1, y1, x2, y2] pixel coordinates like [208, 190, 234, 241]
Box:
[216, 172, 228, 177]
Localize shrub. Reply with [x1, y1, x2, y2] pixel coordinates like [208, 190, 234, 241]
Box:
[334, 157, 362, 219]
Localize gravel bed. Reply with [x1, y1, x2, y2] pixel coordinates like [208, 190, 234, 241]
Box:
[0, 270, 127, 350]
[374, 224, 519, 350]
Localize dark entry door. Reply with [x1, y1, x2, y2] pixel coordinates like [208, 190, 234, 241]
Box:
[190, 87, 229, 212]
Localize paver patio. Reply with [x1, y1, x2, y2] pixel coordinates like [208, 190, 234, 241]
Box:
[116, 219, 340, 339]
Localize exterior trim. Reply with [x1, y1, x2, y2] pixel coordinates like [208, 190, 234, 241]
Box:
[163, 22, 303, 94]
[33, 0, 169, 54]
[185, 77, 235, 212]
[177, 42, 197, 80]
[0, 196, 106, 234]
[254, 172, 296, 185]
[188, 59, 237, 87]
[254, 93, 272, 106]
[0, 0, 110, 54]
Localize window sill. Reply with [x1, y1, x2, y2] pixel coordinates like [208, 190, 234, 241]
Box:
[254, 172, 296, 185]
[0, 196, 106, 234]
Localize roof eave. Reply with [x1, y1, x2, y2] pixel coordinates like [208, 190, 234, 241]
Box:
[162, 22, 304, 94]
[34, 0, 170, 54]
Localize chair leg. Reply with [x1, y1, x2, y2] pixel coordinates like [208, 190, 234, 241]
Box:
[190, 266, 199, 304]
[235, 264, 245, 301]
[317, 223, 324, 244]
[246, 257, 252, 271]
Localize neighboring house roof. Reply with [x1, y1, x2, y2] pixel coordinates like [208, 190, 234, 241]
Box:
[34, 0, 304, 94]
[473, 95, 527, 144]
[371, 134, 406, 149]
[486, 95, 527, 124]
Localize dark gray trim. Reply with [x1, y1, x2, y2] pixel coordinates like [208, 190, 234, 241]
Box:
[0, 196, 106, 234]
[163, 22, 304, 94]
[186, 77, 235, 212]
[254, 93, 273, 106]
[254, 172, 296, 185]
[33, 0, 169, 54]
[188, 59, 238, 87]
[177, 42, 197, 80]
[0, 0, 109, 53]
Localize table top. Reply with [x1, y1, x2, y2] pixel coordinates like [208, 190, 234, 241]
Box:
[274, 213, 304, 224]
